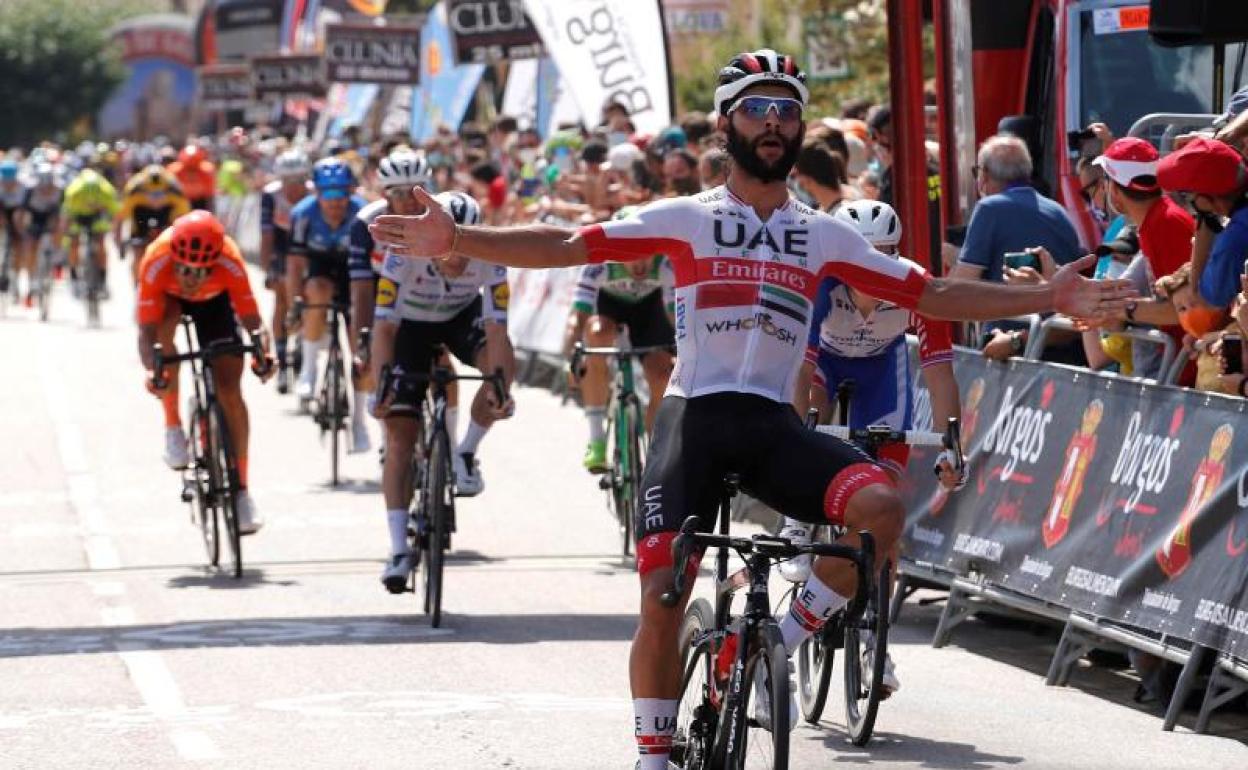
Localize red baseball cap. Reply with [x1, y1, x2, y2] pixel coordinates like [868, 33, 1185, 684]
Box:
[1157, 137, 1248, 197]
[1092, 138, 1159, 191]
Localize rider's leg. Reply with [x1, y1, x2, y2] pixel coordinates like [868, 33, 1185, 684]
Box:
[297, 276, 332, 396]
[156, 305, 182, 429]
[90, 231, 108, 287]
[581, 315, 616, 470]
[382, 415, 419, 556]
[18, 229, 36, 296]
[443, 351, 459, 442]
[459, 336, 516, 456]
[778, 484, 904, 654]
[640, 350, 674, 433]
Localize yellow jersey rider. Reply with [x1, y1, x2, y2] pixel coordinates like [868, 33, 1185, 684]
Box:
[116, 164, 191, 284]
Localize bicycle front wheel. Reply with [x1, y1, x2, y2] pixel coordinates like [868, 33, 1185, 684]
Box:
[423, 427, 452, 627]
[796, 619, 835, 724]
[36, 245, 52, 322]
[731, 622, 790, 770]
[843, 560, 891, 746]
[672, 598, 717, 770]
[84, 248, 102, 328]
[208, 403, 243, 579]
[187, 406, 219, 567]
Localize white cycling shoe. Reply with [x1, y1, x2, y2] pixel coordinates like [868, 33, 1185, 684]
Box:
[777, 518, 812, 584]
[163, 427, 190, 470]
[453, 452, 484, 497]
[381, 552, 416, 594]
[751, 656, 798, 732]
[236, 491, 263, 535]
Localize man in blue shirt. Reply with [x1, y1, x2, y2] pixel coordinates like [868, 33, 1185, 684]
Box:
[1157, 137, 1248, 309]
[949, 134, 1083, 360]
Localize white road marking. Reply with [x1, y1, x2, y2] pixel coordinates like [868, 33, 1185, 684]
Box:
[38, 351, 223, 761]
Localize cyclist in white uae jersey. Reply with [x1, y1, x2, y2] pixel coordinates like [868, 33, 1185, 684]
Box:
[369, 190, 515, 591]
[368, 48, 1133, 769]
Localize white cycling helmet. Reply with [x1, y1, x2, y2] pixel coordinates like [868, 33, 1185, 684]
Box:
[833, 200, 902, 249]
[377, 150, 430, 189]
[435, 190, 481, 225]
[714, 49, 810, 116]
[274, 149, 310, 178]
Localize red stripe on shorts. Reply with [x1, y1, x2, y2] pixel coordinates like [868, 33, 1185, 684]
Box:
[823, 462, 893, 526]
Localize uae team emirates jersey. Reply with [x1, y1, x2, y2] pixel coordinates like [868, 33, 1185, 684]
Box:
[578, 187, 930, 403]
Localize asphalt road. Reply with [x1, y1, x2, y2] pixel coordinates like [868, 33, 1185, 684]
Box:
[2, 259, 1246, 769]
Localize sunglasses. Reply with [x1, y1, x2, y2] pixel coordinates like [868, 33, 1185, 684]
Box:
[1080, 177, 1102, 201]
[174, 263, 212, 280]
[728, 96, 804, 123]
[384, 187, 415, 202]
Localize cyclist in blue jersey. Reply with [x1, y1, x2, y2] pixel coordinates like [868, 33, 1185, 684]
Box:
[260, 149, 312, 394]
[780, 199, 967, 695]
[288, 157, 371, 451]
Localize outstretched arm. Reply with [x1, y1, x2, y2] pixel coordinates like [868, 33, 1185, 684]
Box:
[917, 255, 1136, 322]
[369, 185, 587, 269]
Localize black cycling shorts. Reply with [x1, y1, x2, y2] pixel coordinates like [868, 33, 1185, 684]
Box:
[387, 296, 486, 416]
[305, 256, 351, 307]
[132, 205, 174, 239]
[190, 197, 213, 212]
[25, 212, 55, 238]
[595, 291, 674, 350]
[635, 392, 891, 576]
[172, 292, 242, 349]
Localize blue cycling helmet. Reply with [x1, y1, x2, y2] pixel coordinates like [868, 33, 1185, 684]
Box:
[312, 157, 353, 197]
[0, 160, 17, 181]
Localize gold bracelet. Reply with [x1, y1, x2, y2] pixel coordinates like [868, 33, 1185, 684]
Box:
[447, 224, 460, 257]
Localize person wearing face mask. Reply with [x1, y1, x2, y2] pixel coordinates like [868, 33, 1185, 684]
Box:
[661, 149, 700, 197]
[1157, 137, 1248, 311]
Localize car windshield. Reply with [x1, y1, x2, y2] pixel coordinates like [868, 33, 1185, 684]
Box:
[1077, 9, 1237, 138]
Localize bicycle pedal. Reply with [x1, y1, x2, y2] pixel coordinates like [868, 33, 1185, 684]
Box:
[597, 477, 612, 491]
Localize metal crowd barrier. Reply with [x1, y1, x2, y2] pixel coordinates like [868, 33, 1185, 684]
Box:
[1025, 315, 1177, 383]
[1126, 113, 1219, 154]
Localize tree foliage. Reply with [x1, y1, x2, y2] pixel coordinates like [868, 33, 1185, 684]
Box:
[672, 0, 930, 119]
[0, 0, 161, 148]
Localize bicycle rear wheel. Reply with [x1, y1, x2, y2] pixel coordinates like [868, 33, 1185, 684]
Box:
[608, 401, 638, 558]
[842, 560, 891, 746]
[208, 403, 244, 579]
[721, 622, 789, 770]
[422, 427, 451, 627]
[187, 405, 219, 567]
[672, 598, 718, 770]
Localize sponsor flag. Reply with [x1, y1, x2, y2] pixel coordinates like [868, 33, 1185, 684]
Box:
[520, 0, 672, 133]
[409, 2, 486, 142]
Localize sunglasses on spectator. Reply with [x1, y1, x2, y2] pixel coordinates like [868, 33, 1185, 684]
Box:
[727, 96, 804, 123]
[1080, 177, 1102, 201]
[174, 263, 212, 280]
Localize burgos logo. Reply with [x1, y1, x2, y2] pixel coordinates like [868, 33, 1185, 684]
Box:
[705, 313, 796, 345]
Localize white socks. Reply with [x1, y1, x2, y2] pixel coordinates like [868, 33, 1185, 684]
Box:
[586, 407, 607, 443]
[778, 574, 849, 654]
[458, 419, 488, 456]
[352, 389, 369, 428]
[634, 697, 678, 769]
[300, 336, 328, 377]
[446, 406, 459, 445]
[387, 508, 409, 556]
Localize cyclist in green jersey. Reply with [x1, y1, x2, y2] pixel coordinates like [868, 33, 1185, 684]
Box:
[564, 206, 675, 473]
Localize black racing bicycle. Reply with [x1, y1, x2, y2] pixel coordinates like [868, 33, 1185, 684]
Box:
[792, 381, 963, 745]
[569, 340, 670, 558]
[155, 318, 265, 579]
[80, 225, 106, 328]
[664, 478, 878, 770]
[378, 359, 507, 628]
[292, 298, 351, 485]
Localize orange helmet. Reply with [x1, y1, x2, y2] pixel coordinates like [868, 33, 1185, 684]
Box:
[169, 211, 225, 268]
[178, 144, 206, 166]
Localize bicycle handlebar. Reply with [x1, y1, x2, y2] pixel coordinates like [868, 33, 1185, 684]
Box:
[568, 341, 673, 379]
[659, 515, 876, 607]
[377, 363, 509, 408]
[815, 424, 947, 447]
[151, 338, 262, 390]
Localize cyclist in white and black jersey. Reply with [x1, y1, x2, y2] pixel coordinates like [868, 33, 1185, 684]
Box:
[259, 149, 313, 393]
[369, 49, 1133, 769]
[369, 190, 516, 592]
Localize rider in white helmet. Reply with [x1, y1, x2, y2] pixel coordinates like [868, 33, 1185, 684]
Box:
[779, 198, 966, 697]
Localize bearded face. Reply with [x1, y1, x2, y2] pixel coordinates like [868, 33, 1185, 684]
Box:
[725, 114, 804, 183]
